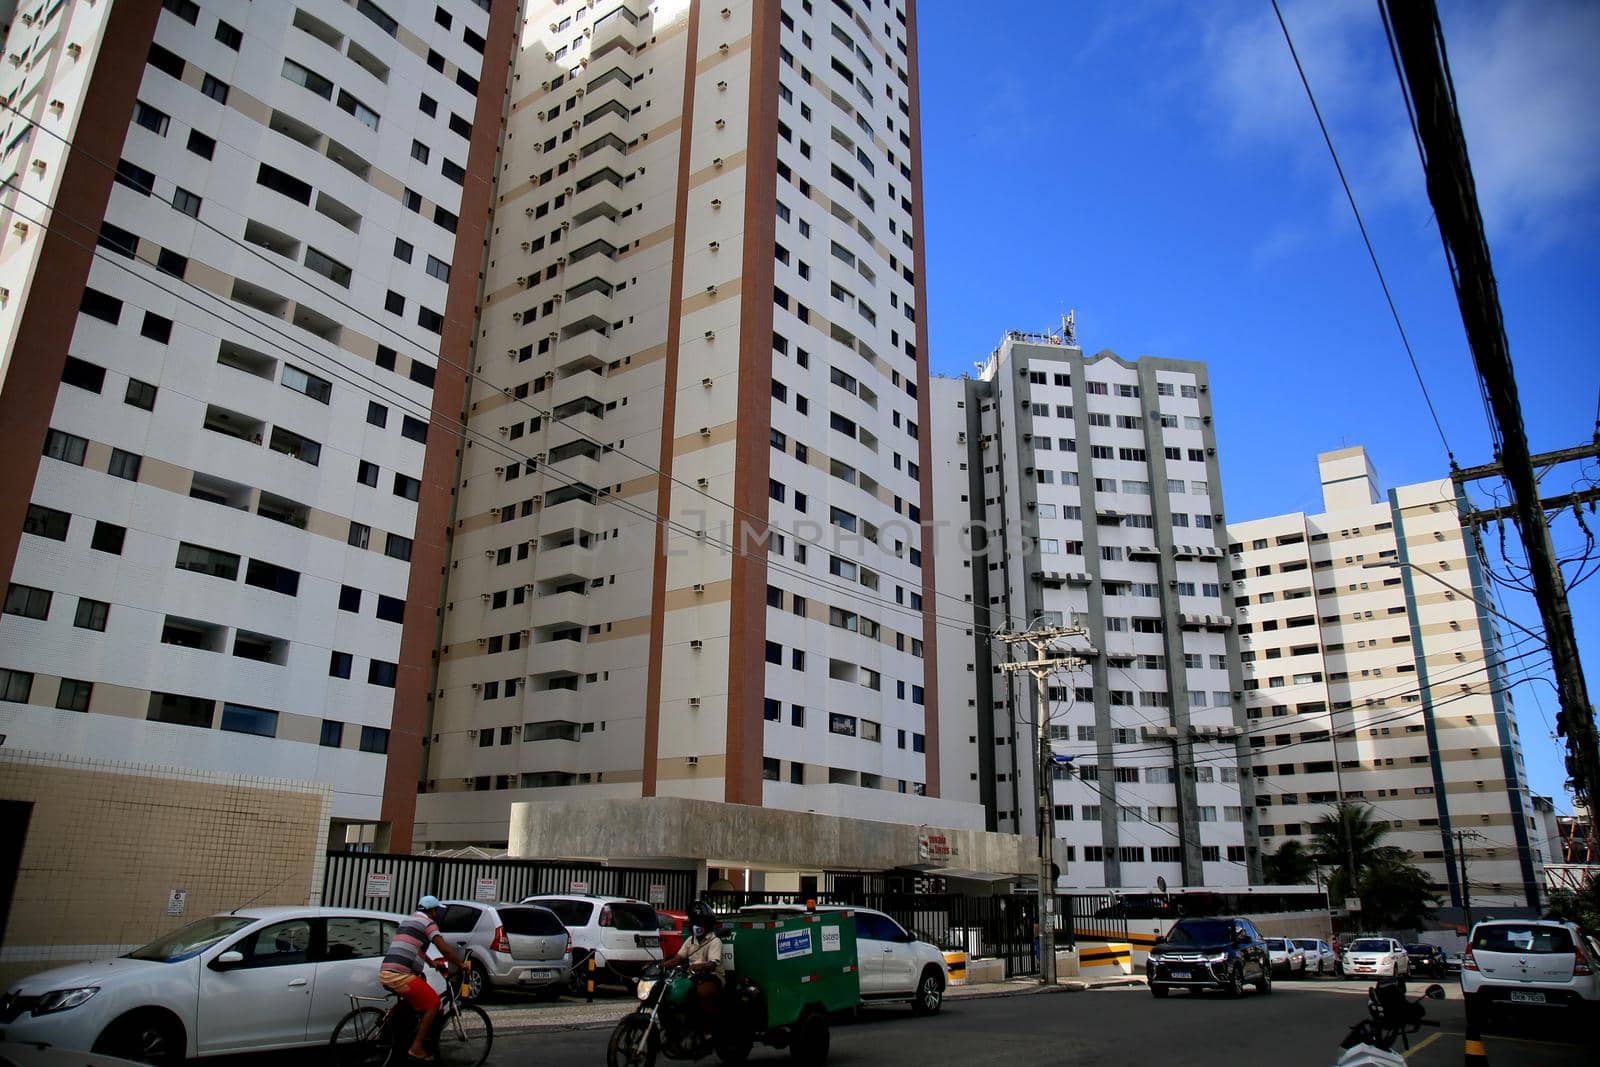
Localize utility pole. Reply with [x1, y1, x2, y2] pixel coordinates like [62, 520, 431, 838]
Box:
[1454, 829, 1479, 930]
[995, 623, 1091, 985]
[1382, 0, 1600, 845]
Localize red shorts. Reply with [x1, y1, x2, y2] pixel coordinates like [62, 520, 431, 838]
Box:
[380, 970, 440, 1013]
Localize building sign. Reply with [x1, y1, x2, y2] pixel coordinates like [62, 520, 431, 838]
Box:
[474, 878, 499, 902]
[918, 832, 956, 865]
[166, 889, 188, 917]
[365, 872, 392, 899]
[648, 883, 667, 905]
[776, 928, 813, 960]
[1345, 897, 1362, 913]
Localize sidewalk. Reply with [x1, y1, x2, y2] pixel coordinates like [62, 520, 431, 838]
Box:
[481, 975, 1149, 1035]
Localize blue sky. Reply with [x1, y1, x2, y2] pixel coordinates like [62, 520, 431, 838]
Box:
[917, 0, 1600, 814]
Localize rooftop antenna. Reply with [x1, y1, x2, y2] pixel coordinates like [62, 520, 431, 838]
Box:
[1061, 309, 1077, 346]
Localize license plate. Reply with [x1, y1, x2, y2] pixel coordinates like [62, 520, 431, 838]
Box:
[1509, 991, 1546, 1004]
[517, 971, 550, 984]
[1170, 970, 1191, 979]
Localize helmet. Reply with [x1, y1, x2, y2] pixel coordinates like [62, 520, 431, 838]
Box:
[419, 894, 442, 912]
[688, 900, 716, 930]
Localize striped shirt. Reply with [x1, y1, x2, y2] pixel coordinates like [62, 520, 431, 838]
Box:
[380, 911, 440, 976]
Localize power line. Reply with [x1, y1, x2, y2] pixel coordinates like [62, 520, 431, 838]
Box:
[1268, 0, 1455, 466]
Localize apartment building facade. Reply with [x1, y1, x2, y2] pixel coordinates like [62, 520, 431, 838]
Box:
[930, 332, 1257, 891]
[1227, 447, 1540, 914]
[0, 0, 512, 850]
[414, 0, 981, 853]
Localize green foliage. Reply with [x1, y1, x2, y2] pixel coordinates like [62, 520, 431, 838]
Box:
[1263, 839, 1317, 885]
[1307, 801, 1438, 929]
[1546, 881, 1600, 938]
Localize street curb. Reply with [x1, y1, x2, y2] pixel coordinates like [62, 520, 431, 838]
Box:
[484, 976, 1150, 1035]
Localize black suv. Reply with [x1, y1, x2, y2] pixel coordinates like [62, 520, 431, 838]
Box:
[1147, 917, 1273, 998]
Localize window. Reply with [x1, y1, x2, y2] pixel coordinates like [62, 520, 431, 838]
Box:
[221, 703, 279, 738]
[367, 660, 398, 688]
[338, 586, 362, 612]
[426, 255, 451, 282]
[268, 427, 321, 465]
[61, 356, 105, 393]
[321, 720, 345, 747]
[177, 542, 240, 580]
[401, 416, 429, 443]
[23, 504, 69, 541]
[347, 522, 371, 549]
[0, 669, 32, 703]
[357, 461, 380, 487]
[171, 186, 202, 217]
[245, 559, 300, 596]
[74, 597, 109, 631]
[329, 651, 353, 679]
[133, 101, 170, 135]
[43, 429, 87, 465]
[385, 533, 412, 561]
[147, 691, 215, 729]
[106, 447, 142, 481]
[393, 473, 421, 501]
[125, 378, 158, 410]
[215, 20, 243, 49]
[282, 365, 332, 403]
[200, 74, 229, 104]
[91, 521, 126, 554]
[360, 725, 390, 753]
[367, 402, 389, 428]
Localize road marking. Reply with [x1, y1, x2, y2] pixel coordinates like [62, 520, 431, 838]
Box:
[1402, 1032, 1442, 1059]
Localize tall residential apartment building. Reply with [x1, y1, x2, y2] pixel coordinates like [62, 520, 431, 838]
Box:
[414, 0, 972, 850]
[1226, 447, 1540, 913]
[0, 0, 511, 850]
[931, 331, 1256, 891]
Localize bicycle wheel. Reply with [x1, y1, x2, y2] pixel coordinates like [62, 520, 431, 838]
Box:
[436, 1003, 493, 1067]
[329, 1007, 391, 1067]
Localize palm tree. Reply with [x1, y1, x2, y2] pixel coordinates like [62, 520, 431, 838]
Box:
[1310, 802, 1436, 928]
[1262, 839, 1317, 885]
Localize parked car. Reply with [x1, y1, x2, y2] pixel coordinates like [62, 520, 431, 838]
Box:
[1444, 951, 1464, 976]
[1404, 943, 1449, 978]
[1264, 938, 1307, 978]
[740, 904, 949, 1013]
[1295, 938, 1336, 976]
[520, 895, 664, 989]
[1342, 937, 1411, 978]
[435, 900, 571, 999]
[0, 906, 408, 1063]
[1146, 917, 1273, 998]
[656, 910, 687, 961]
[1460, 918, 1600, 1026]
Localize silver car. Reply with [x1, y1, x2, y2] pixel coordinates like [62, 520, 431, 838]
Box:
[436, 900, 571, 999]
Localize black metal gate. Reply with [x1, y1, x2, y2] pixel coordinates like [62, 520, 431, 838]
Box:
[1063, 892, 1131, 942]
[321, 852, 696, 911]
[703, 890, 1048, 978]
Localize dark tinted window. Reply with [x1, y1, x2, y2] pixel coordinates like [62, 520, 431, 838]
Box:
[539, 899, 593, 927]
[1164, 920, 1234, 947]
[1472, 925, 1575, 955]
[500, 907, 564, 936]
[325, 916, 390, 960]
[607, 903, 658, 932]
[437, 904, 482, 934]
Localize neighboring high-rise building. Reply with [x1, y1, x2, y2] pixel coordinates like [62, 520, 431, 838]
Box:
[0, 0, 512, 850]
[931, 329, 1256, 890]
[1227, 447, 1540, 914]
[414, 0, 970, 851]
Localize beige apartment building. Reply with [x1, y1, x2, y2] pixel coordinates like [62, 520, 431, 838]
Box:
[414, 0, 995, 867]
[1227, 447, 1541, 915]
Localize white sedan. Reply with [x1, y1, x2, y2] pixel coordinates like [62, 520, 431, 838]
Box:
[0, 907, 409, 1062]
[1295, 938, 1337, 976]
[1341, 937, 1411, 978]
[1264, 938, 1306, 977]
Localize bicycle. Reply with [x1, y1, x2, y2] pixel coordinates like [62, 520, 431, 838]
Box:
[330, 964, 493, 1067]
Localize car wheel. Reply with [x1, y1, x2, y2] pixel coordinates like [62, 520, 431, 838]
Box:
[789, 1009, 830, 1067]
[465, 959, 492, 1001]
[910, 967, 944, 1015]
[1256, 966, 1272, 995]
[1150, 984, 1169, 999]
[94, 1010, 184, 1067]
[1224, 964, 1245, 998]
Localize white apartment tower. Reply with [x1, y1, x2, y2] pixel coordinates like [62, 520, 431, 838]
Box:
[1227, 447, 1540, 914]
[415, 0, 966, 850]
[0, 0, 510, 849]
[931, 331, 1256, 891]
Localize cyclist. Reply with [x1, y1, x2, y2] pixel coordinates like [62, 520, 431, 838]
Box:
[379, 895, 471, 1063]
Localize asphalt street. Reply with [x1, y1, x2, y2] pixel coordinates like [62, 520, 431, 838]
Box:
[485, 980, 1598, 1067]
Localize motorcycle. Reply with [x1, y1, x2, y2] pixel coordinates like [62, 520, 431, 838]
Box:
[607, 962, 759, 1067]
[1335, 977, 1445, 1064]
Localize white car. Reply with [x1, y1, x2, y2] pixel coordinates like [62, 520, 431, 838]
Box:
[1342, 937, 1411, 978]
[741, 905, 949, 1013]
[1461, 919, 1600, 1024]
[520, 895, 664, 988]
[1264, 938, 1306, 978]
[1295, 938, 1336, 976]
[0, 906, 410, 1062]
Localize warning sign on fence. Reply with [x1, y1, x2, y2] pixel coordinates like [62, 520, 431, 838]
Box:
[365, 873, 392, 899]
[475, 878, 499, 902]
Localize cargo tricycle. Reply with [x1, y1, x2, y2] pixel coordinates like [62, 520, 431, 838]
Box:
[606, 907, 860, 1066]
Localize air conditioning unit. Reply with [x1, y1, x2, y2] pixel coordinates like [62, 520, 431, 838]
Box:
[717, 80, 728, 91]
[687, 698, 702, 709]
[710, 198, 722, 209]
[524, 207, 536, 217]
[699, 427, 711, 437]
[494, 466, 505, 476]
[1025, 501, 1036, 511]
[715, 118, 726, 129]
[481, 593, 492, 601]
[701, 376, 713, 387]
[705, 284, 717, 296]
[704, 330, 715, 341]
[520, 242, 531, 252]
[471, 682, 482, 691]
[696, 477, 709, 488]
[693, 583, 706, 593]
[690, 639, 704, 650]
[30, 159, 45, 175]
[484, 549, 496, 557]
[708, 240, 720, 251]
[66, 43, 82, 59]
[718, 43, 730, 54]
[713, 157, 724, 168]
[685, 754, 700, 765]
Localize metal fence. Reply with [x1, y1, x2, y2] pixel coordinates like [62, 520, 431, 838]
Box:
[703, 890, 1050, 978]
[1064, 893, 1131, 943]
[322, 852, 696, 911]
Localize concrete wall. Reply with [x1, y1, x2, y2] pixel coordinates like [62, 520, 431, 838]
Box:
[508, 795, 1034, 877]
[0, 749, 330, 986]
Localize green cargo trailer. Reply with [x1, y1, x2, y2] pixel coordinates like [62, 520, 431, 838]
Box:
[725, 909, 863, 1025]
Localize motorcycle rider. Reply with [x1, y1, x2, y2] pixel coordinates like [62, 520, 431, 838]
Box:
[670, 900, 725, 1040]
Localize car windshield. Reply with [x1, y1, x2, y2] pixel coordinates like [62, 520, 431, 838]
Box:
[1472, 925, 1575, 954]
[1295, 940, 1321, 950]
[1264, 939, 1288, 950]
[125, 916, 256, 962]
[1163, 921, 1232, 947]
[1405, 944, 1430, 953]
[1349, 939, 1391, 953]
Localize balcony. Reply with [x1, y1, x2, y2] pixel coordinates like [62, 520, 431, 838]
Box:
[569, 172, 625, 222]
[567, 210, 617, 253]
[527, 689, 582, 722]
[589, 5, 641, 58]
[538, 492, 599, 532]
[203, 405, 265, 445]
[524, 638, 586, 678]
[530, 589, 590, 628]
[562, 288, 614, 327]
[535, 542, 596, 583]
